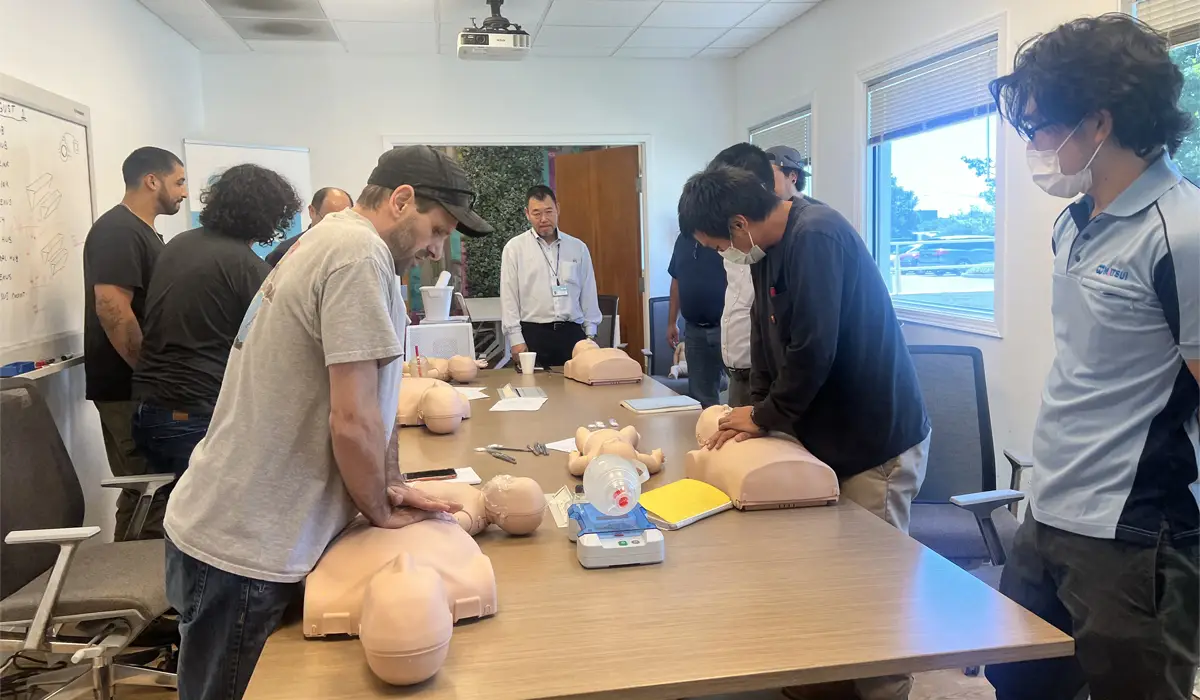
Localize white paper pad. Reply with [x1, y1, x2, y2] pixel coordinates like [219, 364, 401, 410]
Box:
[490, 397, 548, 412]
[544, 437, 577, 453]
[454, 386, 489, 400]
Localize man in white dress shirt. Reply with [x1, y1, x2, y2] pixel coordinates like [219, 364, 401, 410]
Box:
[709, 144, 809, 406]
[500, 185, 602, 367]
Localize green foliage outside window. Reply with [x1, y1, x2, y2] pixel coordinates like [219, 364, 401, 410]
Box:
[1171, 41, 1200, 184]
[457, 146, 546, 298]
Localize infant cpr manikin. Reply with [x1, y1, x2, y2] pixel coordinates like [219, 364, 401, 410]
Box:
[397, 377, 471, 434]
[686, 405, 840, 510]
[403, 355, 482, 383]
[563, 339, 643, 385]
[567, 425, 665, 477]
[304, 476, 546, 685]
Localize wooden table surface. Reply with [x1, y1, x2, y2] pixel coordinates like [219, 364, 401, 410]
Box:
[244, 370, 1072, 700]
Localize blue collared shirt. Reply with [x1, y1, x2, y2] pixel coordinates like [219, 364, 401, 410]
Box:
[1031, 153, 1200, 545]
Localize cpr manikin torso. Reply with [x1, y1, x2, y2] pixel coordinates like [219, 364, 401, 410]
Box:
[686, 405, 840, 509]
[563, 339, 643, 385]
[397, 377, 471, 434]
[403, 355, 482, 383]
[568, 425, 665, 477]
[304, 476, 545, 685]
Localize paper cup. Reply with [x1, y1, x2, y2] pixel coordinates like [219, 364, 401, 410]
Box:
[519, 352, 537, 374]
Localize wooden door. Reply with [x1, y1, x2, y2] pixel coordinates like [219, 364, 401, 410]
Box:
[553, 146, 643, 361]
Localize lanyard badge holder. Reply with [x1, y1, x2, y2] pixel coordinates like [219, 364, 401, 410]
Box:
[540, 237, 569, 298]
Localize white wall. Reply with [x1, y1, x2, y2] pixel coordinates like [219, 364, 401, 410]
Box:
[0, 0, 204, 538]
[198, 53, 737, 298]
[736, 0, 1118, 489]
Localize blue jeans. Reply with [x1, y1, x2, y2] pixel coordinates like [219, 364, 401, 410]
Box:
[684, 322, 724, 408]
[131, 402, 211, 480]
[166, 539, 298, 700]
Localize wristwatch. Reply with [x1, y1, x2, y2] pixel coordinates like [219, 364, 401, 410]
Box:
[749, 406, 765, 432]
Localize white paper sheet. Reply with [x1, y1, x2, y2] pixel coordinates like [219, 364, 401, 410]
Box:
[544, 437, 577, 453]
[489, 397, 548, 412]
[454, 386, 489, 400]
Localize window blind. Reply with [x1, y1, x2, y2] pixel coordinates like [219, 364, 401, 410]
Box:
[867, 36, 998, 144]
[750, 110, 811, 164]
[1134, 0, 1200, 46]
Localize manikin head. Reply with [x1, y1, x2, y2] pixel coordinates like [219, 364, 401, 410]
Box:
[122, 146, 187, 218]
[309, 187, 353, 226]
[356, 146, 493, 273]
[990, 14, 1191, 201]
[764, 145, 808, 200]
[525, 185, 559, 239]
[678, 165, 786, 264]
[572, 339, 600, 357]
[199, 164, 300, 247]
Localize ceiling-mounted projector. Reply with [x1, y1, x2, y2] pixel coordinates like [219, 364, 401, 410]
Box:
[458, 0, 530, 61]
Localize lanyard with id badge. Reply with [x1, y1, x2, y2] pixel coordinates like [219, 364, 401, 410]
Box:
[540, 238, 570, 298]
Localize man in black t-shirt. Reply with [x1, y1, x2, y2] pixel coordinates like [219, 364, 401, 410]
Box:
[666, 233, 727, 407]
[132, 164, 299, 496]
[264, 187, 353, 267]
[83, 146, 186, 541]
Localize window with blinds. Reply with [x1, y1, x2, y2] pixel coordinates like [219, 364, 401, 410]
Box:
[867, 36, 999, 145]
[749, 109, 811, 164]
[1134, 0, 1200, 46]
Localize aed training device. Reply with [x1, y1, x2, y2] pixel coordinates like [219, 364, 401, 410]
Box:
[567, 502, 665, 569]
[458, 0, 531, 61]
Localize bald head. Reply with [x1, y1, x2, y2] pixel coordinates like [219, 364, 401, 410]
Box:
[310, 187, 353, 225]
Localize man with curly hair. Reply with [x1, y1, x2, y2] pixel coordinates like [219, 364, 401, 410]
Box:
[985, 14, 1199, 700]
[130, 164, 301, 528]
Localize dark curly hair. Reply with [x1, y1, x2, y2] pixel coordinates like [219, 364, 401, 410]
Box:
[990, 13, 1192, 157]
[199, 164, 301, 245]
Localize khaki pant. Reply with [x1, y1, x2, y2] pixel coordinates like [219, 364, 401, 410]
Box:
[785, 432, 932, 700]
[95, 400, 165, 541]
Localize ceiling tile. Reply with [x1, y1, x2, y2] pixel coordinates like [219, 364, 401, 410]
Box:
[206, 0, 327, 19]
[335, 20, 437, 52]
[534, 46, 617, 57]
[225, 17, 340, 39]
[708, 25, 772, 47]
[642, 2, 755, 28]
[245, 38, 347, 51]
[738, 2, 811, 27]
[698, 46, 743, 57]
[534, 25, 632, 48]
[191, 35, 254, 51]
[614, 46, 699, 58]
[543, 0, 658, 27]
[622, 26, 725, 48]
[139, 0, 220, 19]
[319, 0, 435, 21]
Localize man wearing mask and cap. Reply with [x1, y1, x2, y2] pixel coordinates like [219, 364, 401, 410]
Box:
[162, 145, 492, 700]
[984, 15, 1198, 700]
[679, 146, 930, 700]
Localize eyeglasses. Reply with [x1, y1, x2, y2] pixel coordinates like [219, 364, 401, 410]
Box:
[1017, 119, 1056, 143]
[412, 184, 477, 210]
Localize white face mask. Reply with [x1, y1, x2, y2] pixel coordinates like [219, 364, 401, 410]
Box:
[1027, 121, 1106, 199]
[720, 228, 765, 265]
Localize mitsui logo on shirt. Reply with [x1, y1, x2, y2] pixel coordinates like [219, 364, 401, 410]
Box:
[1095, 264, 1129, 281]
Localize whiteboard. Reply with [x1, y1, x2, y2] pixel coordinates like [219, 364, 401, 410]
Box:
[0, 73, 95, 364]
[182, 140, 313, 258]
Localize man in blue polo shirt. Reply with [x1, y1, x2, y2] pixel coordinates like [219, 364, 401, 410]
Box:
[985, 14, 1198, 700]
[666, 232, 727, 407]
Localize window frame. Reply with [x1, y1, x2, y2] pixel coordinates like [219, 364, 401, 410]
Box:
[856, 15, 1008, 338]
[749, 107, 814, 197]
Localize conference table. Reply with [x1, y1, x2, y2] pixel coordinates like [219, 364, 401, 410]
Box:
[243, 371, 1072, 700]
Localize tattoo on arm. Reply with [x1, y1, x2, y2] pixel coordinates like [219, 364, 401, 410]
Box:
[94, 285, 142, 368]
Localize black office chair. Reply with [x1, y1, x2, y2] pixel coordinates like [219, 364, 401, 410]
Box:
[597, 294, 619, 348]
[908, 346, 1029, 586]
[641, 296, 688, 395]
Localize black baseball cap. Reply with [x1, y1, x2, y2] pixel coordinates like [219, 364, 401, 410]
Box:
[765, 145, 809, 174]
[367, 146, 493, 237]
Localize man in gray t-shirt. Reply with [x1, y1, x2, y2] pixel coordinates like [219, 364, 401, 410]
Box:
[162, 146, 492, 700]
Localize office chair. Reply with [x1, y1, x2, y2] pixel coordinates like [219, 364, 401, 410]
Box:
[597, 294, 619, 348]
[641, 296, 689, 395]
[0, 378, 177, 699]
[906, 346, 1031, 676]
